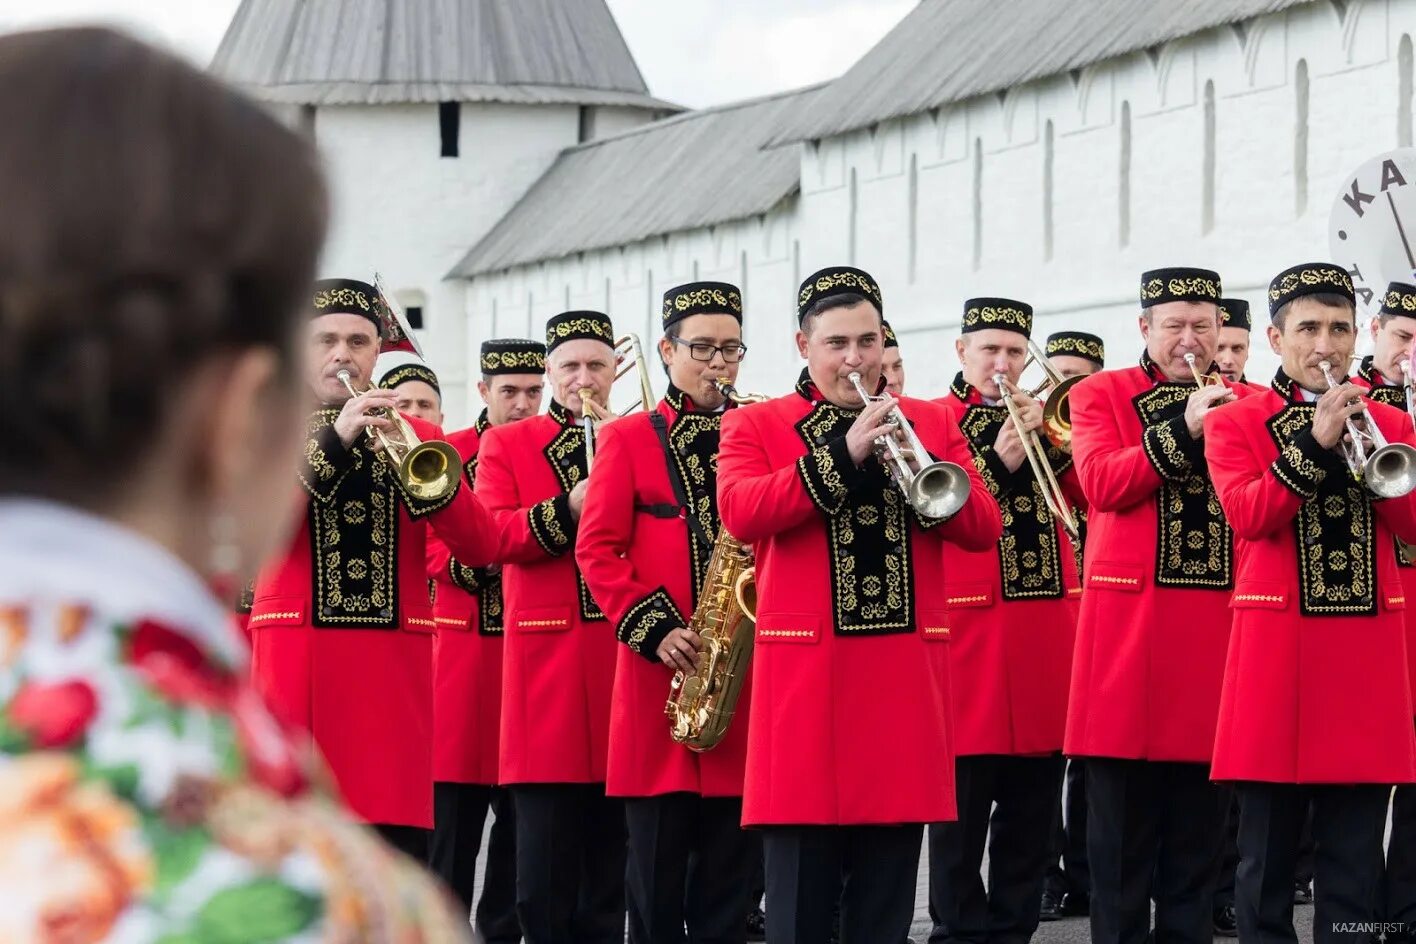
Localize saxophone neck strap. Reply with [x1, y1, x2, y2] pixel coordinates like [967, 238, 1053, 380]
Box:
[647, 412, 713, 549]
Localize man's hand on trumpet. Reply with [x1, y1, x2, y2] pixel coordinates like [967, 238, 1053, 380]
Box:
[334, 386, 398, 449]
[1312, 379, 1368, 450]
[1182, 385, 1234, 439]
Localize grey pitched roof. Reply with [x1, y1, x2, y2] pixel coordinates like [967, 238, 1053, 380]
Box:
[766, 0, 1321, 146]
[210, 0, 678, 110]
[450, 83, 828, 278]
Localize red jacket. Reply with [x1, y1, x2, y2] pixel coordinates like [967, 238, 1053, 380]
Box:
[718, 372, 1002, 826]
[250, 410, 498, 827]
[935, 377, 1082, 756]
[1065, 359, 1252, 763]
[1205, 372, 1416, 783]
[475, 401, 616, 785]
[577, 388, 750, 798]
[1351, 358, 1416, 711]
[427, 413, 508, 786]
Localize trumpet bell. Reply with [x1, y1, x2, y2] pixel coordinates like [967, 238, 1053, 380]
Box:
[909, 460, 972, 520]
[399, 439, 463, 502]
[1363, 442, 1416, 498]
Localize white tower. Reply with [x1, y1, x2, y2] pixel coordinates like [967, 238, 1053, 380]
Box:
[211, 0, 675, 423]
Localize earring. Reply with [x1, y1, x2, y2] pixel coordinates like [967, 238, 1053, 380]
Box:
[207, 511, 242, 602]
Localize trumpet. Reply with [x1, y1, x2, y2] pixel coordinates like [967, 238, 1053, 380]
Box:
[994, 374, 1080, 540]
[1183, 352, 1225, 387]
[1020, 338, 1084, 452]
[1318, 360, 1416, 498]
[847, 372, 971, 520]
[337, 370, 462, 501]
[581, 333, 656, 471]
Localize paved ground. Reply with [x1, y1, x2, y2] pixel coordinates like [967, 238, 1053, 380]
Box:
[461, 827, 1321, 942]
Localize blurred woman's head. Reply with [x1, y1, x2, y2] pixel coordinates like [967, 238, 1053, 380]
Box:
[0, 27, 328, 582]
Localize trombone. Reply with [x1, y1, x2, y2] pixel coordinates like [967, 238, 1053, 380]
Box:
[847, 371, 971, 520]
[1020, 339, 1083, 452]
[994, 374, 1080, 540]
[581, 333, 655, 471]
[337, 370, 462, 501]
[1318, 359, 1416, 498]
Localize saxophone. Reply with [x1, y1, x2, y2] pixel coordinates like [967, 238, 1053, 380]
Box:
[664, 379, 767, 751]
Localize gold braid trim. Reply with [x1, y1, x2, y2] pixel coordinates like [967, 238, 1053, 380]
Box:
[481, 349, 546, 372]
[618, 588, 686, 655]
[1269, 267, 1354, 305]
[527, 496, 572, 556]
[1045, 336, 1104, 362]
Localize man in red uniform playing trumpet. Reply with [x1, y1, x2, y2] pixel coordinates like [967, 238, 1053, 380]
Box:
[929, 297, 1085, 944]
[1066, 267, 1250, 944]
[1206, 263, 1416, 944]
[473, 310, 625, 944]
[577, 280, 756, 944]
[411, 339, 545, 940]
[1350, 282, 1416, 944]
[250, 278, 499, 860]
[717, 265, 1002, 944]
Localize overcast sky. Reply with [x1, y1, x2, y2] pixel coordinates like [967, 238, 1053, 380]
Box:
[0, 0, 913, 108]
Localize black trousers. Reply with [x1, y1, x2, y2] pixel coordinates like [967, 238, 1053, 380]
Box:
[511, 782, 626, 944]
[762, 823, 922, 944]
[1235, 781, 1390, 944]
[1085, 758, 1229, 944]
[375, 823, 431, 863]
[1389, 783, 1416, 938]
[1044, 757, 1090, 899]
[624, 793, 757, 944]
[431, 782, 520, 942]
[928, 753, 1065, 944]
[1215, 794, 1316, 909]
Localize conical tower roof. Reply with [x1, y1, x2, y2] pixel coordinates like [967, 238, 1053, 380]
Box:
[210, 0, 677, 109]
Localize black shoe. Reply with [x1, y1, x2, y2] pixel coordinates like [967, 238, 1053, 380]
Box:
[1213, 904, 1238, 937]
[1294, 881, 1313, 905]
[1060, 891, 1090, 917]
[1039, 888, 1064, 922]
[746, 907, 766, 942]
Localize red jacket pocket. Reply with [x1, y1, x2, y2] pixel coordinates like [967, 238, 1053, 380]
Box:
[247, 596, 305, 630]
[756, 614, 821, 645]
[512, 607, 573, 633]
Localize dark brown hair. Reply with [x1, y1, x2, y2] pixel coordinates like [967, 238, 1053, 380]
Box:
[0, 28, 327, 502]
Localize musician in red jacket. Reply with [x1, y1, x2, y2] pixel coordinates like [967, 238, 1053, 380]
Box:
[250, 278, 499, 861]
[1214, 298, 1260, 389]
[1205, 263, 1416, 943]
[1038, 329, 1105, 924]
[474, 311, 624, 944]
[388, 341, 544, 939]
[717, 266, 1002, 944]
[577, 281, 756, 944]
[1066, 267, 1249, 944]
[927, 298, 1084, 944]
[1354, 281, 1416, 944]
[881, 319, 906, 396]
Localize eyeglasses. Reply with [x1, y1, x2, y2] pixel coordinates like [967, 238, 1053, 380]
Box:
[671, 337, 748, 363]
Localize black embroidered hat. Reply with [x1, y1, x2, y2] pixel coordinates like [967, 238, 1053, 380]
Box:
[1045, 331, 1104, 367]
[1380, 281, 1416, 320]
[662, 281, 743, 331]
[1267, 262, 1354, 318]
[312, 278, 382, 334]
[545, 310, 614, 354]
[882, 320, 899, 349]
[1219, 298, 1252, 332]
[375, 352, 439, 393]
[796, 266, 883, 323]
[1139, 267, 1222, 309]
[962, 297, 1033, 337]
[480, 338, 547, 375]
